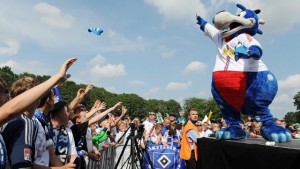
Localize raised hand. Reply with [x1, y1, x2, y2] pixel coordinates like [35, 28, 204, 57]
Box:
[57, 58, 77, 83]
[77, 88, 86, 98]
[92, 99, 101, 109]
[85, 84, 94, 93]
[121, 106, 128, 115]
[196, 15, 207, 31]
[113, 102, 122, 110]
[97, 101, 106, 111]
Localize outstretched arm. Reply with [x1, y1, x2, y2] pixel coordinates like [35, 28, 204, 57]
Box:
[86, 100, 106, 119]
[196, 15, 222, 45]
[88, 102, 122, 126]
[110, 106, 127, 128]
[69, 84, 94, 110]
[0, 58, 77, 126]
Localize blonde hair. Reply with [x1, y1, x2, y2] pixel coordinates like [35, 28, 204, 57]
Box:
[10, 77, 39, 99]
[155, 123, 163, 130]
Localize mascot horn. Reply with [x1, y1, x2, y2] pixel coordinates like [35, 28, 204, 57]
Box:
[196, 3, 291, 142]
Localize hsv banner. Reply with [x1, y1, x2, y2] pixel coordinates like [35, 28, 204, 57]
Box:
[143, 145, 185, 169]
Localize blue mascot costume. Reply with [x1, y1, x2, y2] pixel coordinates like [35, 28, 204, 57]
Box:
[196, 3, 291, 142]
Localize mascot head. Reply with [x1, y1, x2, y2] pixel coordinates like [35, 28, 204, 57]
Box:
[213, 3, 265, 38]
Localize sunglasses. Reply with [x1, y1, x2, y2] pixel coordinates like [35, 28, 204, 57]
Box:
[197, 125, 202, 126]
[150, 114, 155, 116]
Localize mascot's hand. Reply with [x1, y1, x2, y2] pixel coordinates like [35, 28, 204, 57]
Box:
[235, 44, 263, 61]
[248, 45, 263, 60]
[234, 44, 249, 61]
[196, 15, 207, 31]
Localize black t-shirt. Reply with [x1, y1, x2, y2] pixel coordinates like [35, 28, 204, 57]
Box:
[70, 121, 89, 151]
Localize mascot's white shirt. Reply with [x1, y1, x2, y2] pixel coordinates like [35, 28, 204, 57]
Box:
[204, 23, 268, 72]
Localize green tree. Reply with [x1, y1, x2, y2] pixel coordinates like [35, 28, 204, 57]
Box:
[284, 111, 300, 124]
[117, 93, 147, 118]
[293, 91, 300, 110]
[0, 66, 18, 86]
[183, 97, 221, 122]
[164, 99, 181, 116]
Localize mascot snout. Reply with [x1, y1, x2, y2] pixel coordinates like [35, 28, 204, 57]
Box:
[213, 11, 256, 38]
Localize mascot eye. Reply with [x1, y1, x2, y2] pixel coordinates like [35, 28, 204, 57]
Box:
[238, 11, 246, 17]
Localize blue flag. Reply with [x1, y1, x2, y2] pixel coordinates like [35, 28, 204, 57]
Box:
[143, 145, 186, 169]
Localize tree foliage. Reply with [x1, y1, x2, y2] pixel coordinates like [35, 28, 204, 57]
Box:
[1, 66, 297, 121]
[183, 97, 222, 122]
[284, 111, 300, 124]
[293, 91, 300, 111]
[284, 91, 300, 124]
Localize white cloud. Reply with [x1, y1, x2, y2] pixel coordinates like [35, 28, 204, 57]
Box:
[0, 40, 19, 56]
[145, 0, 208, 23]
[273, 94, 291, 104]
[33, 2, 74, 30]
[160, 45, 176, 58]
[87, 55, 126, 79]
[183, 61, 206, 74]
[0, 59, 51, 75]
[0, 1, 77, 48]
[106, 30, 145, 52]
[146, 0, 300, 33]
[270, 93, 296, 119]
[166, 81, 192, 90]
[278, 74, 300, 89]
[199, 90, 211, 98]
[145, 87, 161, 96]
[90, 54, 106, 65]
[271, 74, 300, 118]
[128, 80, 145, 85]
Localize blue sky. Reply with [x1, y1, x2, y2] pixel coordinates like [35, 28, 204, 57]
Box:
[0, 0, 299, 119]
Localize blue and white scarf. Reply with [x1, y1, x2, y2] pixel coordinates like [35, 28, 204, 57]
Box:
[55, 126, 70, 164]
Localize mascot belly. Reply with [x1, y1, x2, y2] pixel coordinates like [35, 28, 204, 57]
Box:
[196, 3, 291, 142]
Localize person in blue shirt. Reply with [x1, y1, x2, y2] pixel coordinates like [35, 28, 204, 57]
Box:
[177, 110, 186, 125]
[161, 117, 171, 135]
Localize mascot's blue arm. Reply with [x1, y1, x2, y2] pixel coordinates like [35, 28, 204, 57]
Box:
[196, 16, 207, 31]
[235, 45, 263, 61]
[248, 45, 263, 60]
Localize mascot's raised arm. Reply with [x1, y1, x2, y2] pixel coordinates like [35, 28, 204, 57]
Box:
[196, 3, 291, 142]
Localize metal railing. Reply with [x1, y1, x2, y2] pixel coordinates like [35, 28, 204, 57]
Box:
[86, 146, 116, 169]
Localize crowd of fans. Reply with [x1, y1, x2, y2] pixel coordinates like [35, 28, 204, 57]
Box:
[0, 58, 299, 169]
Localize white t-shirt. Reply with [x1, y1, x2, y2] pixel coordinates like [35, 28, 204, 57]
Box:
[33, 118, 50, 166]
[204, 23, 268, 72]
[142, 120, 154, 135]
[115, 129, 130, 145]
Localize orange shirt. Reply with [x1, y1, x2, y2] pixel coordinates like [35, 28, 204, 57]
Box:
[180, 121, 199, 161]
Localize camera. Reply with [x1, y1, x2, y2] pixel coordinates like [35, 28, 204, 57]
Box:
[136, 124, 145, 139]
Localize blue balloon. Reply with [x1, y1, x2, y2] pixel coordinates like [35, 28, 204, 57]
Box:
[88, 27, 103, 36]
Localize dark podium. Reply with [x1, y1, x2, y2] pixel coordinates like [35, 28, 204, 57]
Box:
[197, 137, 300, 169]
